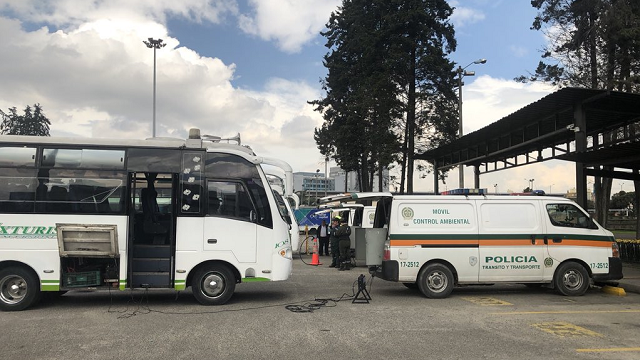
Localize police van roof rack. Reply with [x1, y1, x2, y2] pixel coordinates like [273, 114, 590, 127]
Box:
[510, 190, 546, 196]
[440, 188, 487, 195]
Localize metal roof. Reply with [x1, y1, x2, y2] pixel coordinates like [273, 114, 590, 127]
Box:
[416, 87, 640, 172]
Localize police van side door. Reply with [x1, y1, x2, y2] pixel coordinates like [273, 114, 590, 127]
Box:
[477, 200, 545, 282]
[541, 200, 609, 277]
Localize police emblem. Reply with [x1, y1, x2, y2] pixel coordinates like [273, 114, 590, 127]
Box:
[469, 256, 478, 266]
[544, 257, 553, 267]
[401, 207, 414, 220]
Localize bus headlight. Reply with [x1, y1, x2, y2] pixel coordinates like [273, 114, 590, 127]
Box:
[279, 248, 292, 260]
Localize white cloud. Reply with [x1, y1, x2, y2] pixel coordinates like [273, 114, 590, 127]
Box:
[0, 0, 238, 27]
[238, 0, 341, 53]
[462, 75, 555, 133]
[0, 14, 324, 172]
[449, 1, 485, 28]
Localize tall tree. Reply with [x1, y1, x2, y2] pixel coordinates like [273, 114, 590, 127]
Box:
[312, 0, 402, 192]
[387, 0, 458, 193]
[312, 0, 458, 194]
[0, 104, 51, 136]
[523, 0, 640, 230]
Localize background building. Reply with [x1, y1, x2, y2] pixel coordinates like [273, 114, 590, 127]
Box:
[293, 167, 389, 200]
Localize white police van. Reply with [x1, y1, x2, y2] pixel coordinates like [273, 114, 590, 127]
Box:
[326, 191, 623, 298]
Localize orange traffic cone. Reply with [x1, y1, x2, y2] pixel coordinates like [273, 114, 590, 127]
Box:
[310, 237, 322, 266]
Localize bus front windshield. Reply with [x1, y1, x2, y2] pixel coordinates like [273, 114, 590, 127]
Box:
[272, 190, 292, 225]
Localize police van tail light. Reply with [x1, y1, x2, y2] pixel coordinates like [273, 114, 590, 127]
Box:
[612, 242, 620, 258]
[383, 241, 390, 261]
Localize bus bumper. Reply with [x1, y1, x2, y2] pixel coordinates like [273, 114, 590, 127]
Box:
[592, 257, 623, 282]
[371, 260, 399, 282]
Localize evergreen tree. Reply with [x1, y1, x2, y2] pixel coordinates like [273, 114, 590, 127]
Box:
[386, 0, 458, 193]
[312, 0, 402, 192]
[0, 104, 51, 136]
[312, 0, 458, 193]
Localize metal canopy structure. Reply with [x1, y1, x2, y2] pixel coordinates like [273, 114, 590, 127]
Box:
[416, 87, 640, 207]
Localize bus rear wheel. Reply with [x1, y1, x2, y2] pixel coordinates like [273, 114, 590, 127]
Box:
[0, 267, 41, 311]
[417, 263, 454, 299]
[192, 265, 236, 305]
[554, 261, 589, 296]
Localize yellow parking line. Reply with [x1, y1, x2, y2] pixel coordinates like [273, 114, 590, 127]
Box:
[461, 296, 513, 306]
[531, 322, 601, 337]
[577, 347, 640, 353]
[491, 309, 640, 315]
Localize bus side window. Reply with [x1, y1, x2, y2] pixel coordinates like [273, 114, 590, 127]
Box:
[8, 184, 35, 212]
[48, 186, 71, 213]
[208, 180, 255, 222]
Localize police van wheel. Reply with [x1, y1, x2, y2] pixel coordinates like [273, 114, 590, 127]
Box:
[0, 267, 41, 311]
[554, 262, 589, 296]
[417, 263, 454, 299]
[192, 265, 236, 305]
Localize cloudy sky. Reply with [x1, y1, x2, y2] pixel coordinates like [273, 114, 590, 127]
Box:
[0, 0, 624, 194]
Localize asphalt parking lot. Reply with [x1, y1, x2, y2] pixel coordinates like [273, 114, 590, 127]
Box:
[2, 256, 639, 360]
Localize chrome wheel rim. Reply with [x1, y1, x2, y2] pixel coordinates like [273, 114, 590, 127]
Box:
[562, 269, 584, 290]
[0, 275, 28, 305]
[426, 270, 448, 293]
[201, 272, 225, 299]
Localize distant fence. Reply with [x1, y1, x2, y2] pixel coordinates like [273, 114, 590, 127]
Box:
[607, 217, 637, 231]
[617, 239, 640, 263]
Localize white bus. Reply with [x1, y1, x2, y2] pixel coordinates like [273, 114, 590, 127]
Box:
[0, 129, 293, 311]
[265, 173, 300, 252]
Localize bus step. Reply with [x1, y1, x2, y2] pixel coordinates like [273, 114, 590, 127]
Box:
[131, 272, 171, 288]
[132, 258, 171, 272]
[133, 244, 171, 258]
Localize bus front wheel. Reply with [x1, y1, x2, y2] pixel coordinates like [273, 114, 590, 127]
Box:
[554, 261, 590, 296]
[192, 265, 236, 305]
[0, 266, 41, 311]
[417, 263, 454, 299]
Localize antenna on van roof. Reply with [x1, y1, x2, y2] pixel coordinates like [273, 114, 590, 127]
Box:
[201, 132, 241, 145]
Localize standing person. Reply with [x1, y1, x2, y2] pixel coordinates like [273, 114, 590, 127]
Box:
[335, 217, 352, 271]
[328, 216, 341, 267]
[316, 220, 330, 256]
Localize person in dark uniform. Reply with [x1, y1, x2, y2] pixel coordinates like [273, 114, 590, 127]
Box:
[328, 216, 341, 267]
[335, 216, 352, 271]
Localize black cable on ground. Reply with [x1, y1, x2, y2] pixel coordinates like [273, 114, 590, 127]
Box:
[298, 235, 316, 265]
[106, 277, 364, 317]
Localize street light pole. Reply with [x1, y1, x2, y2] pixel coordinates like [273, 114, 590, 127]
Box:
[324, 157, 328, 197]
[457, 58, 487, 189]
[315, 169, 320, 204]
[143, 38, 166, 138]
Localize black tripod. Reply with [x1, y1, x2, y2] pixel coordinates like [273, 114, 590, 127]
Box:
[352, 274, 372, 304]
